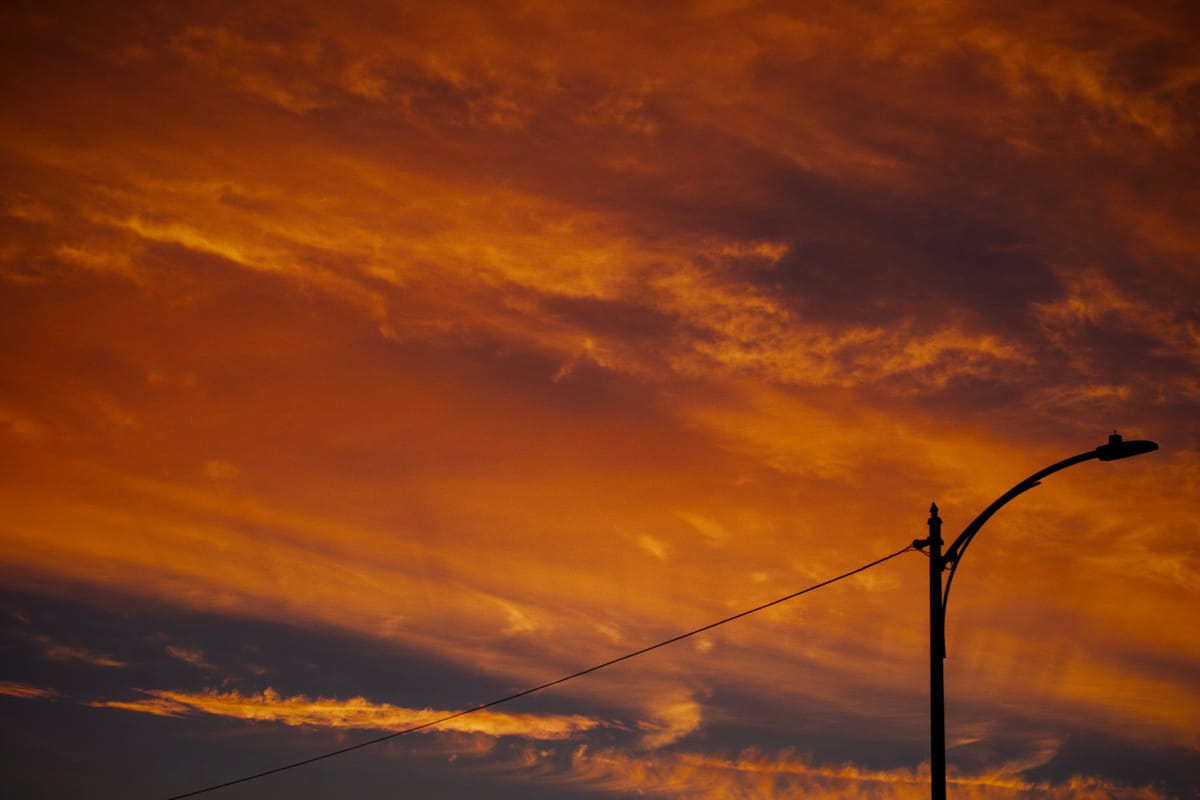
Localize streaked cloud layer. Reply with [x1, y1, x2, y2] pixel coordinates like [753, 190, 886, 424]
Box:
[1, 1, 1196, 797]
[95, 687, 602, 740]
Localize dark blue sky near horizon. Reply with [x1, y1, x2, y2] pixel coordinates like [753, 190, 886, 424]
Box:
[2, 1, 1198, 798]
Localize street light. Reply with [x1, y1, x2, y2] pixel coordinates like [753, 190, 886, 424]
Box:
[913, 433, 1159, 799]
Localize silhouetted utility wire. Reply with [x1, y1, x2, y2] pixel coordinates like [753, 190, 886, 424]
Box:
[163, 544, 916, 799]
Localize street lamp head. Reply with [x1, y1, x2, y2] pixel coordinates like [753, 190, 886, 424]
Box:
[1095, 432, 1159, 461]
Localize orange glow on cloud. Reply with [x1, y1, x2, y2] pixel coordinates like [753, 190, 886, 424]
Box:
[35, 636, 127, 669]
[520, 745, 1170, 800]
[97, 687, 601, 740]
[0, 682, 60, 700]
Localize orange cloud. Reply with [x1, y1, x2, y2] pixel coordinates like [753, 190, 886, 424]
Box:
[518, 745, 1171, 800]
[95, 688, 602, 741]
[1035, 268, 1200, 388]
[635, 693, 703, 749]
[37, 637, 126, 669]
[0, 681, 60, 700]
[165, 645, 215, 670]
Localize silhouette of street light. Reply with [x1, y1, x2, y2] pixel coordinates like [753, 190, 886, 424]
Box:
[914, 433, 1158, 799]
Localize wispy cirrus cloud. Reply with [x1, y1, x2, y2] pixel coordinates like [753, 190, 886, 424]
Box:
[516, 744, 1171, 800]
[37, 637, 126, 669]
[0, 681, 60, 700]
[95, 688, 603, 741]
[165, 644, 215, 670]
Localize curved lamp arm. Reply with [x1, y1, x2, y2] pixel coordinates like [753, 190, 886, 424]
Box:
[939, 434, 1158, 646]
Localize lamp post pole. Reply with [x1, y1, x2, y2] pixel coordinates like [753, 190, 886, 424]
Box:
[915, 433, 1158, 799]
[927, 503, 945, 800]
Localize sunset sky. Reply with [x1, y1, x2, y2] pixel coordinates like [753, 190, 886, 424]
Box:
[2, 1, 1198, 798]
